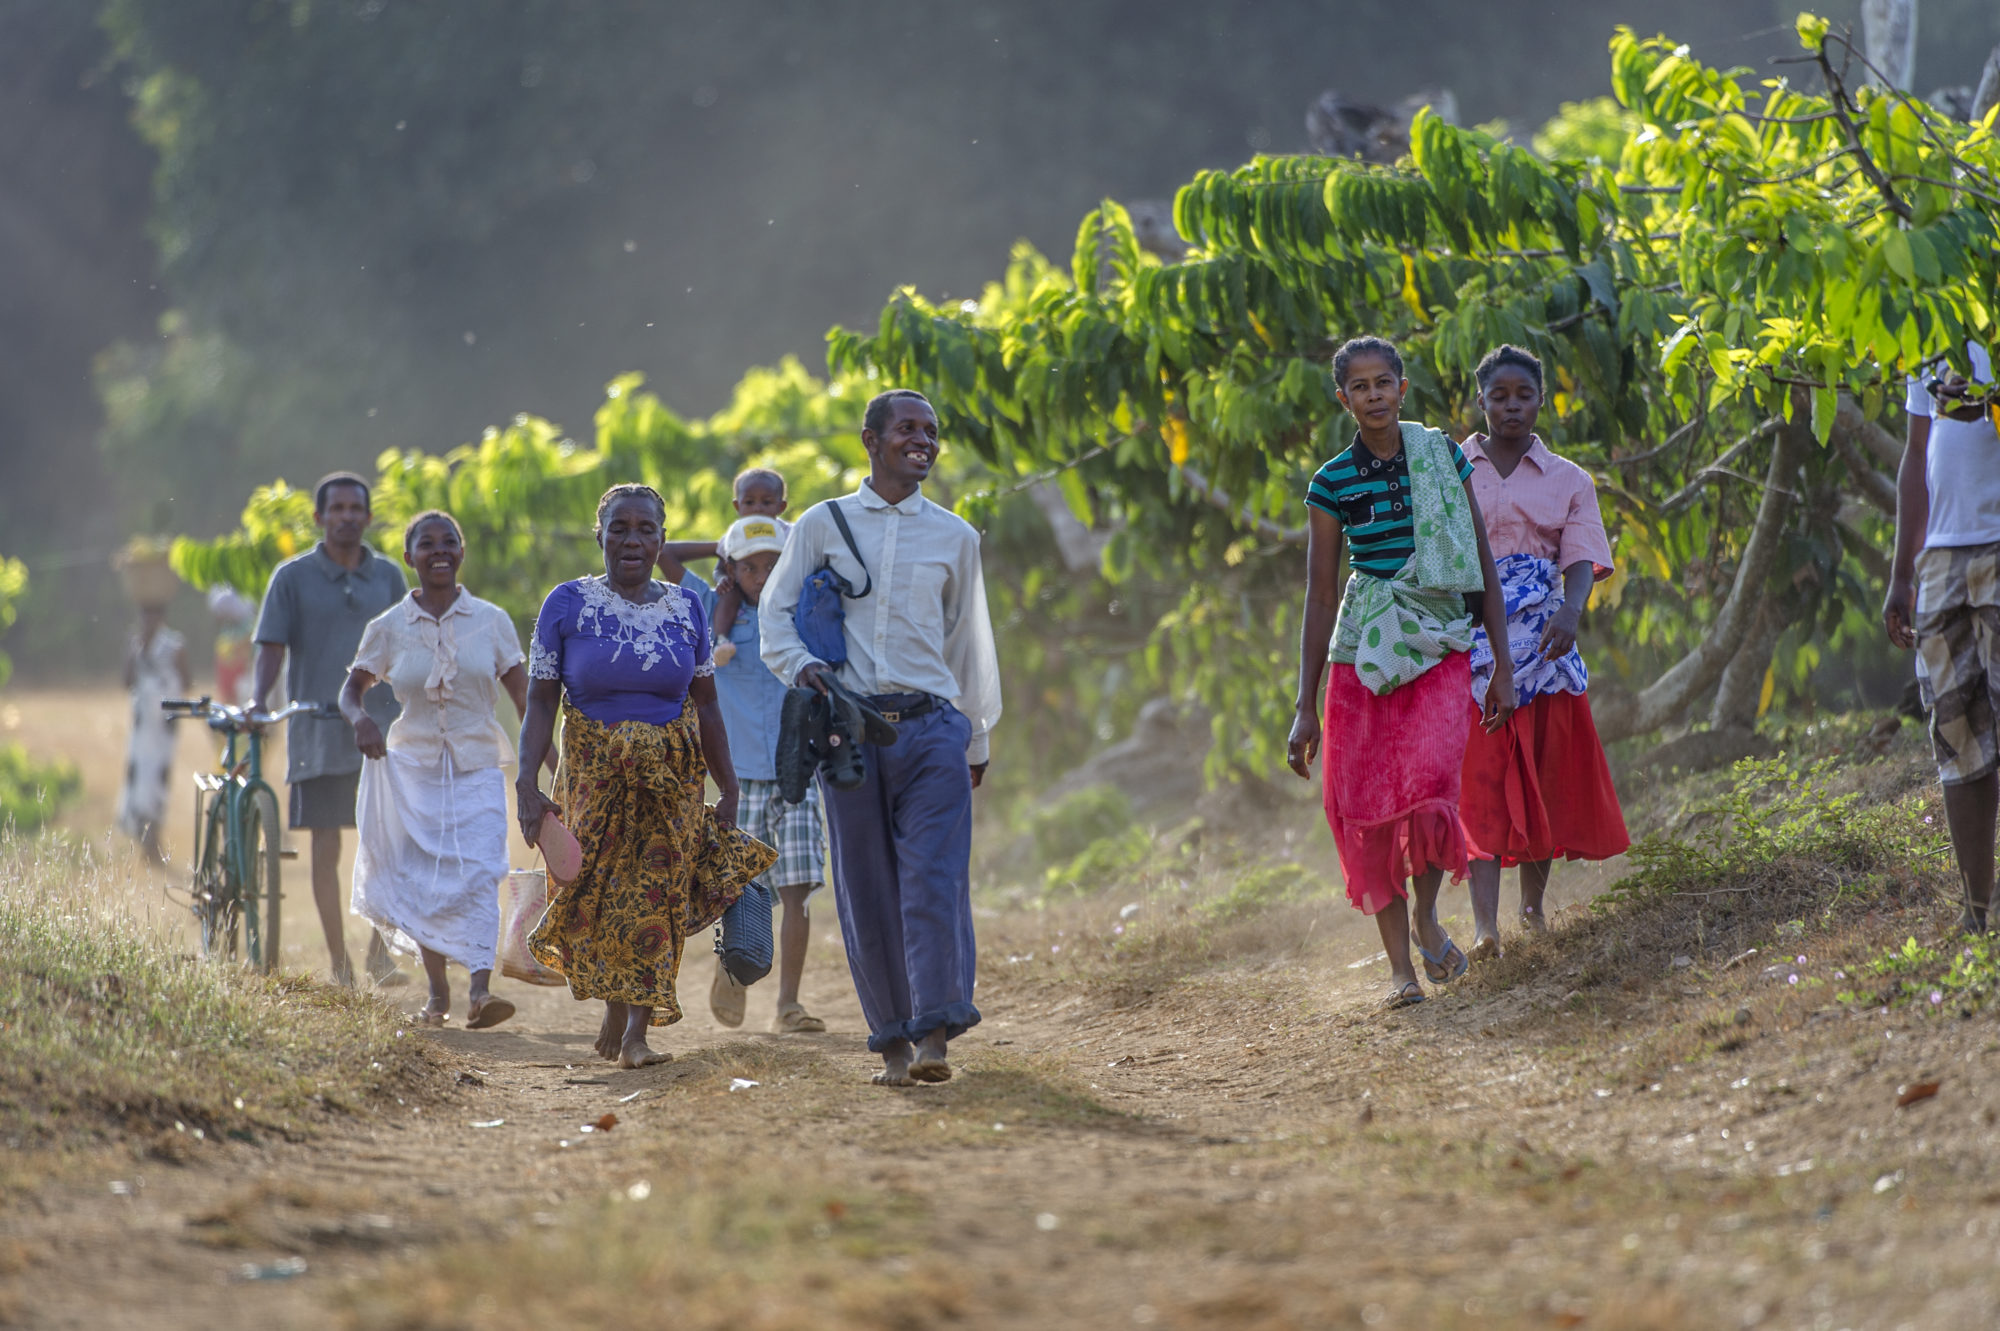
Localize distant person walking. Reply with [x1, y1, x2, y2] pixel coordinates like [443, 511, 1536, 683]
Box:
[117, 603, 189, 864]
[515, 484, 775, 1069]
[253, 472, 410, 988]
[341, 511, 528, 1029]
[661, 502, 832, 1034]
[761, 390, 1003, 1086]
[1286, 337, 1514, 1009]
[1885, 344, 2000, 934]
[1457, 346, 1628, 958]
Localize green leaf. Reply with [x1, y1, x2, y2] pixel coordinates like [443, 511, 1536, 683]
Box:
[1882, 230, 1915, 285]
[1795, 12, 1829, 49]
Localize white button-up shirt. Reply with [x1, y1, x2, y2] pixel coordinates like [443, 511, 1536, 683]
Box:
[351, 589, 526, 771]
[760, 481, 1003, 765]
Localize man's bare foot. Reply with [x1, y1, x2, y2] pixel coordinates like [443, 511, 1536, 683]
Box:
[908, 1029, 951, 1083]
[617, 1036, 671, 1069]
[872, 1041, 916, 1087]
[595, 1005, 623, 1061]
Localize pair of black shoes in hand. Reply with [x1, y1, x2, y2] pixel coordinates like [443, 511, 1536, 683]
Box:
[776, 675, 898, 804]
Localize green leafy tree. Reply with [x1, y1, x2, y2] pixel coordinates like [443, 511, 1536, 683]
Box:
[829, 19, 2000, 779]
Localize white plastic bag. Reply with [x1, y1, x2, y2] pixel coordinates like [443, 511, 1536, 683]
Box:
[498, 869, 565, 986]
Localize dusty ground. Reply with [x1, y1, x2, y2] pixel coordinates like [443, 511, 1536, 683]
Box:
[3, 686, 1998, 1329]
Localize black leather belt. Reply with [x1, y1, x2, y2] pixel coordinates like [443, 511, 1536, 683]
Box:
[867, 693, 936, 724]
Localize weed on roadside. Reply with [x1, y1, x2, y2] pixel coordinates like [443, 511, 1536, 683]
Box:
[0, 839, 447, 1179]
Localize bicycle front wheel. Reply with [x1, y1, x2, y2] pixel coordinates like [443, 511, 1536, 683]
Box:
[242, 786, 284, 973]
[195, 792, 239, 962]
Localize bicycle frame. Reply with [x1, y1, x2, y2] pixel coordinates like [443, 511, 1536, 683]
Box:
[168, 697, 328, 970]
[189, 721, 281, 960]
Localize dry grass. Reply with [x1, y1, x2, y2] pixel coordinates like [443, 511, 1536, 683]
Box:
[339, 1151, 958, 1331]
[0, 837, 450, 1185]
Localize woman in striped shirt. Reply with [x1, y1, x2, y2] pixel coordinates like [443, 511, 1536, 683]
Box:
[1286, 336, 1515, 1009]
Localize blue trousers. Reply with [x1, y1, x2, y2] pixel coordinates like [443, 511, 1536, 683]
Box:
[820, 701, 979, 1053]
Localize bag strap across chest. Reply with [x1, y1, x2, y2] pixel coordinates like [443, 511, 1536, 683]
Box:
[825, 501, 873, 599]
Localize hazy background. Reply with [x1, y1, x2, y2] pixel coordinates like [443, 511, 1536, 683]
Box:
[6, 0, 1998, 673]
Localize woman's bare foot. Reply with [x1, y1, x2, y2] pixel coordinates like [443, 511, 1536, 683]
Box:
[872, 1039, 916, 1087]
[908, 1028, 951, 1083]
[415, 996, 448, 1028]
[595, 1003, 625, 1061]
[329, 954, 356, 989]
[617, 1036, 671, 1069]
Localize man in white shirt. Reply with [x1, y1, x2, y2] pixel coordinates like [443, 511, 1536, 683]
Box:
[760, 390, 1003, 1086]
[1884, 344, 2000, 933]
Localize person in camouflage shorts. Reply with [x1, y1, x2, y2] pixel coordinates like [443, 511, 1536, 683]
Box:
[1884, 347, 2000, 933]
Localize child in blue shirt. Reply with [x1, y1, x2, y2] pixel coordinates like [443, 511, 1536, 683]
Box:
[661, 489, 828, 1033]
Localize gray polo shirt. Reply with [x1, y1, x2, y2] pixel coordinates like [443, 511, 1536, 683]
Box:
[254, 543, 406, 783]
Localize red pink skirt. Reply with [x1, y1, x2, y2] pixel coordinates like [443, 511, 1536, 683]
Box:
[1320, 655, 1471, 915]
[1459, 690, 1628, 867]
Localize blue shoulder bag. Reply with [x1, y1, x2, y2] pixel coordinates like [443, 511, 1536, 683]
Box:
[793, 500, 871, 668]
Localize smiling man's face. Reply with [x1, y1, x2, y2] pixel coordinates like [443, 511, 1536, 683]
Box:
[863, 398, 941, 491]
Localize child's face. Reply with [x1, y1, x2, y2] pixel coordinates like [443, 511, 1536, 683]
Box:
[733, 481, 787, 518]
[724, 551, 782, 605]
[1478, 365, 1542, 442]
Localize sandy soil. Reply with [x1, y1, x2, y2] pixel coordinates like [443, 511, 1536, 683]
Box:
[3, 686, 1997, 1330]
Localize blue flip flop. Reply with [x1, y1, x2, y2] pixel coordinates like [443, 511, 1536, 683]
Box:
[1382, 980, 1427, 1010]
[1412, 931, 1469, 984]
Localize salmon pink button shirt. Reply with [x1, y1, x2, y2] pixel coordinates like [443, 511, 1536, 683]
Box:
[1461, 434, 1615, 578]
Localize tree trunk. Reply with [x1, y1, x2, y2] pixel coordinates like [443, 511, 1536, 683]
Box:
[1709, 594, 1788, 732]
[1592, 416, 1812, 743]
[1863, 0, 1918, 92]
[1026, 480, 1111, 574]
[1973, 43, 2000, 122]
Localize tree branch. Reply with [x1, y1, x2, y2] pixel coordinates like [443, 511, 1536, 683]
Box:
[1833, 392, 1904, 469]
[1593, 415, 1811, 742]
[1177, 466, 1306, 545]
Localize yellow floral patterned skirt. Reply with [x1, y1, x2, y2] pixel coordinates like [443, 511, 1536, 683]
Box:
[528, 703, 776, 1026]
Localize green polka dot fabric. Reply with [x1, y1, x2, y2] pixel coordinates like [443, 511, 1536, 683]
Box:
[1328, 423, 1485, 696]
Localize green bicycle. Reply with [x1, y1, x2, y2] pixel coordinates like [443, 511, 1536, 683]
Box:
[162, 696, 334, 971]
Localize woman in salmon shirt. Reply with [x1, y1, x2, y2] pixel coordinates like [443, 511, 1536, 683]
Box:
[1458, 346, 1629, 959]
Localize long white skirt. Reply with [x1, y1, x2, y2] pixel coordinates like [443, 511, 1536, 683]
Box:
[352, 752, 507, 973]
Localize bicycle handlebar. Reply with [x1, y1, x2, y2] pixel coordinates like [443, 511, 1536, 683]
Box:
[161, 696, 340, 729]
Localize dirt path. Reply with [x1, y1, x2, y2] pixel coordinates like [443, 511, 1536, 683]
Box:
[6, 687, 2000, 1328]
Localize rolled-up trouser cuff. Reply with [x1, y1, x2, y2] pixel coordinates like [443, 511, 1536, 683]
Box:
[865, 1000, 981, 1053]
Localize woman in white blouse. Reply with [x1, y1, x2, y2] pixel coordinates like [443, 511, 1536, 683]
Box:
[340, 511, 530, 1028]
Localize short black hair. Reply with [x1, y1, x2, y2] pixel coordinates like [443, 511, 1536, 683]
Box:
[734, 467, 786, 498]
[401, 509, 463, 553]
[1332, 336, 1404, 390]
[314, 471, 371, 514]
[1475, 343, 1544, 391]
[863, 389, 933, 436]
[594, 482, 665, 533]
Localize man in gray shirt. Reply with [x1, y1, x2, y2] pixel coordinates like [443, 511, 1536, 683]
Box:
[253, 472, 408, 988]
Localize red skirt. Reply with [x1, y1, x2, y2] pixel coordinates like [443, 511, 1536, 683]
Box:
[1459, 690, 1628, 867]
[1321, 655, 1471, 915]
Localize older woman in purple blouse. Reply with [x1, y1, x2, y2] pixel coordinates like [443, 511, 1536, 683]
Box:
[515, 484, 775, 1069]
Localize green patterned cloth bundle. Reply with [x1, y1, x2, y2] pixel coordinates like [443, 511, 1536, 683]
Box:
[1330, 422, 1485, 695]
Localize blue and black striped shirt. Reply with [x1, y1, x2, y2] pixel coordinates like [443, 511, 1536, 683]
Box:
[1305, 435, 1474, 578]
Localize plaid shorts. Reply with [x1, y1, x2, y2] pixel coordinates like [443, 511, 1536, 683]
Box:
[1915, 541, 2000, 784]
[739, 778, 826, 899]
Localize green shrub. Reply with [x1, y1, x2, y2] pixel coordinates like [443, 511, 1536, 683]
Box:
[1023, 784, 1134, 867]
[1198, 862, 1318, 922]
[1044, 826, 1153, 897]
[1840, 933, 2000, 1012]
[0, 743, 82, 836]
[1604, 756, 1949, 906]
